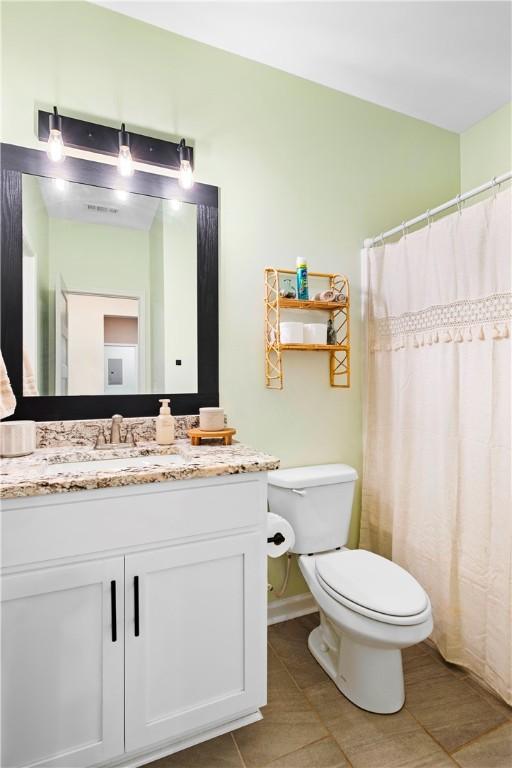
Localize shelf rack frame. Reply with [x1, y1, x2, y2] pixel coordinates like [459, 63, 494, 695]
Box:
[264, 268, 350, 389]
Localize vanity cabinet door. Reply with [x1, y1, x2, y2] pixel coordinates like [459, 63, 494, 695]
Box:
[1, 558, 125, 768]
[124, 533, 266, 752]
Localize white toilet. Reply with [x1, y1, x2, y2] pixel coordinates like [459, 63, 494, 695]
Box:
[268, 464, 433, 714]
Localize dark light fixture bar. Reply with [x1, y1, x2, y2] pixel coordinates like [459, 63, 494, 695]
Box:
[37, 110, 193, 172]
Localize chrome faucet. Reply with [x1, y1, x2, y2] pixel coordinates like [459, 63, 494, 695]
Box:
[95, 414, 136, 449]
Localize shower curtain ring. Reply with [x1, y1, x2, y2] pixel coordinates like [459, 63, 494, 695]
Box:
[401, 220, 407, 238]
[491, 176, 498, 199]
[379, 232, 384, 245]
[426, 209, 432, 227]
[456, 194, 462, 215]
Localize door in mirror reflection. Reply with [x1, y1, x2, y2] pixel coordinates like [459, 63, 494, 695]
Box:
[22, 174, 198, 396]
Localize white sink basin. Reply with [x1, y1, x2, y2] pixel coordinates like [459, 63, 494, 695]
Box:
[45, 454, 185, 476]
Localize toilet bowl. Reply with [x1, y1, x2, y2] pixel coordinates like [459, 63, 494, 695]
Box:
[299, 551, 432, 713]
[267, 464, 433, 714]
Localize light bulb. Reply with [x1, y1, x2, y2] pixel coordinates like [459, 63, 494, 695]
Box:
[178, 160, 194, 190]
[169, 198, 182, 211]
[47, 107, 65, 163]
[117, 123, 134, 177]
[177, 138, 194, 190]
[118, 145, 134, 177]
[47, 130, 65, 163]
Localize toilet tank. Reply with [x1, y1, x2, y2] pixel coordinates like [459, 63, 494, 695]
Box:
[267, 464, 358, 554]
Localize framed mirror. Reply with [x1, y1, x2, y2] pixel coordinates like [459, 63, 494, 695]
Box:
[1, 144, 219, 419]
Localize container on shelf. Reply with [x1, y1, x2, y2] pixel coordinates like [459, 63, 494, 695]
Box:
[304, 323, 328, 345]
[0, 421, 36, 457]
[279, 322, 304, 345]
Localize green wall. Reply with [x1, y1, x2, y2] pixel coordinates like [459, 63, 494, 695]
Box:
[460, 102, 512, 190]
[1, 1, 461, 599]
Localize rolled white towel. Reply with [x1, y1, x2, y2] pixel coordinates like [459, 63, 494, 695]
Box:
[314, 289, 344, 302]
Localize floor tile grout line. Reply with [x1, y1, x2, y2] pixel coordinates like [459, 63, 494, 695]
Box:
[232, 644, 332, 768]
[270, 635, 357, 767]
[267, 638, 355, 767]
[282, 666, 361, 765]
[277, 655, 328, 714]
[403, 697, 509, 759]
[311, 719, 355, 768]
[423, 640, 512, 715]
[267, 623, 509, 768]
[403, 645, 511, 754]
[449, 719, 512, 757]
[403, 703, 460, 760]
[231, 731, 248, 768]
[258, 734, 351, 768]
[463, 677, 512, 720]
[293, 651, 451, 764]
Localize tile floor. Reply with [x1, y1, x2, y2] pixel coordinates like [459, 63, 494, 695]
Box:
[151, 613, 512, 768]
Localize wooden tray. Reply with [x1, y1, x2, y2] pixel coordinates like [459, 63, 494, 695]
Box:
[187, 427, 237, 446]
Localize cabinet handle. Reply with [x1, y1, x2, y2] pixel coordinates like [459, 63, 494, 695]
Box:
[110, 580, 117, 643]
[134, 576, 140, 637]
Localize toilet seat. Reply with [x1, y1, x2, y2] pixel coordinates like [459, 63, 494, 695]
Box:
[315, 549, 430, 626]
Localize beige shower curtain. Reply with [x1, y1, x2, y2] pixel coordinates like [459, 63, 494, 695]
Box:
[361, 187, 511, 704]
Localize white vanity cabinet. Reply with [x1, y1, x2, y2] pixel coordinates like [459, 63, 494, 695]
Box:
[2, 558, 125, 768]
[125, 533, 262, 752]
[1, 473, 268, 768]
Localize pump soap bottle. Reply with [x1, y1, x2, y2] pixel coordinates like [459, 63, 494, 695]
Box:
[156, 399, 175, 445]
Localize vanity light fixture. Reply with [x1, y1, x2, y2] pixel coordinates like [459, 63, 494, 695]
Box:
[38, 110, 194, 183]
[46, 106, 65, 163]
[177, 138, 194, 189]
[117, 123, 134, 177]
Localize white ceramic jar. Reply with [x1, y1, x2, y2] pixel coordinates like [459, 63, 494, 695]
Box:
[0, 421, 37, 457]
[199, 407, 225, 431]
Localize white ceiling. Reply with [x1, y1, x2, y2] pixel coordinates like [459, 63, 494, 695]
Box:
[94, 1, 511, 132]
[38, 177, 161, 231]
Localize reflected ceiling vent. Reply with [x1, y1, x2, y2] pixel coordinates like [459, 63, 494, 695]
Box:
[86, 203, 119, 214]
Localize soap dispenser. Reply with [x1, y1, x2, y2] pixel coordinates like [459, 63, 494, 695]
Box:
[156, 399, 175, 445]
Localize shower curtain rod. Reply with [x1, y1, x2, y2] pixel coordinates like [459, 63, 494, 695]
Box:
[363, 169, 512, 248]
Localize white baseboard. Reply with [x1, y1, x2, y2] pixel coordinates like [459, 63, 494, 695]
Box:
[267, 592, 317, 625]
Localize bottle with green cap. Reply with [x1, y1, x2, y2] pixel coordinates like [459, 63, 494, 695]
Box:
[296, 257, 309, 300]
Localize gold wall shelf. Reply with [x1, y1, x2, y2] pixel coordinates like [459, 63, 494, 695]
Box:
[264, 268, 351, 389]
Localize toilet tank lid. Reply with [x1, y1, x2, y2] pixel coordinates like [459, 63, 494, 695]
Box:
[268, 464, 358, 489]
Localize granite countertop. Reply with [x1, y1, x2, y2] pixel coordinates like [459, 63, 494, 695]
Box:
[0, 440, 280, 500]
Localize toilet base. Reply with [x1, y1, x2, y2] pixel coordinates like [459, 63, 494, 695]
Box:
[308, 623, 405, 714]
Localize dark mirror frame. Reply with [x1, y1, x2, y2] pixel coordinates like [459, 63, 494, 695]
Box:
[0, 143, 219, 420]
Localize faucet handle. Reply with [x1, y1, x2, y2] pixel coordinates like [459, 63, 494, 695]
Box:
[125, 425, 137, 447]
[95, 427, 107, 449]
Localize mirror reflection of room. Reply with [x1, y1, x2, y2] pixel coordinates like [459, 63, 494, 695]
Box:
[22, 175, 198, 396]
